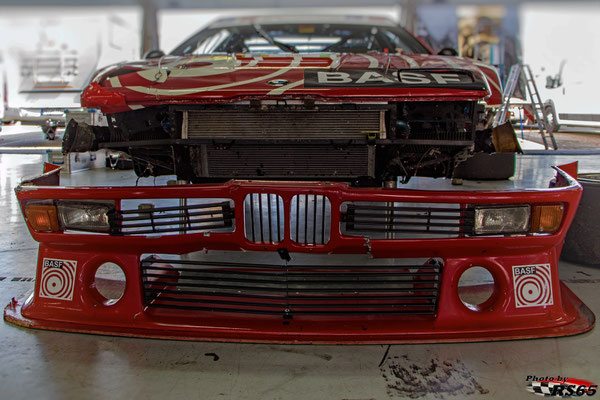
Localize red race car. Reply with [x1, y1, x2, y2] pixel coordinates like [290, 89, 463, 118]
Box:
[5, 16, 593, 343]
[65, 15, 507, 184]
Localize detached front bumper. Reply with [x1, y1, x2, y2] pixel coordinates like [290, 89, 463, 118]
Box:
[4, 164, 594, 343]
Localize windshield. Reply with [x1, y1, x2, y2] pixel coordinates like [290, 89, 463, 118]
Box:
[171, 23, 430, 55]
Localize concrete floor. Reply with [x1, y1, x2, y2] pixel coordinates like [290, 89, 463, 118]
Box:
[518, 128, 600, 150]
[1, 152, 599, 400]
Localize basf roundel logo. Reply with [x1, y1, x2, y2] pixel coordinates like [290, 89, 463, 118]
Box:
[39, 258, 77, 301]
[512, 264, 553, 308]
[526, 376, 597, 397]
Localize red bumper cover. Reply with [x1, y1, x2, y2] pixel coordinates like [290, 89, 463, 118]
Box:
[4, 164, 594, 343]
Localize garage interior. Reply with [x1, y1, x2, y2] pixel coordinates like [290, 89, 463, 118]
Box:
[1, 0, 599, 399]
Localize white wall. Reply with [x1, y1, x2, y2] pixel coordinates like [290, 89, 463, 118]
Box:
[520, 2, 600, 114]
[0, 6, 141, 110]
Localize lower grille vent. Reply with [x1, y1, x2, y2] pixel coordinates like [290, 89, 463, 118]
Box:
[141, 256, 442, 316]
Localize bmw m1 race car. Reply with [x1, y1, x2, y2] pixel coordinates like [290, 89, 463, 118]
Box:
[63, 15, 511, 185]
[5, 16, 593, 344]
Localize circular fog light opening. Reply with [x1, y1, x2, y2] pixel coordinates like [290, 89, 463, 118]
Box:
[94, 262, 126, 304]
[457, 266, 495, 310]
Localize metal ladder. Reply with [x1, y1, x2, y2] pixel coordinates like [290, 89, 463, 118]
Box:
[493, 64, 558, 150]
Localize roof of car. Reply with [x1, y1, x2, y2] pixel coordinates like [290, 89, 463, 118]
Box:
[206, 15, 398, 29]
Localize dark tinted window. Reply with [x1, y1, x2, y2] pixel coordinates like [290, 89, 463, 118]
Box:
[171, 23, 429, 55]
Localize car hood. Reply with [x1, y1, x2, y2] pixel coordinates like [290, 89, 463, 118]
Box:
[82, 53, 502, 113]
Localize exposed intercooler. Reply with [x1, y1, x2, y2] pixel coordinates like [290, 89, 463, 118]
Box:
[192, 144, 370, 179]
[77, 101, 485, 182]
[185, 109, 383, 140]
[184, 108, 382, 179]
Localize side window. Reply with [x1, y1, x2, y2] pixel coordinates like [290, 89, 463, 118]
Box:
[194, 29, 231, 54]
[383, 29, 428, 54]
[384, 31, 407, 53]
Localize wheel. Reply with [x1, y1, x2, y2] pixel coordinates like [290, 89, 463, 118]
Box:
[544, 104, 560, 133]
[453, 152, 516, 180]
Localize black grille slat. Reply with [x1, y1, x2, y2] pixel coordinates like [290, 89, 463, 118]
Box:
[295, 194, 300, 240]
[116, 209, 226, 222]
[250, 194, 256, 241]
[143, 272, 439, 286]
[141, 257, 442, 316]
[115, 224, 232, 236]
[143, 258, 440, 270]
[344, 227, 466, 234]
[321, 195, 326, 244]
[144, 288, 438, 301]
[113, 217, 231, 229]
[345, 215, 471, 227]
[146, 303, 434, 316]
[344, 212, 473, 221]
[144, 266, 441, 277]
[268, 195, 273, 243]
[143, 296, 436, 309]
[346, 205, 470, 213]
[346, 221, 472, 229]
[304, 194, 308, 243]
[146, 281, 437, 293]
[118, 202, 227, 215]
[276, 195, 281, 242]
[313, 195, 317, 243]
[258, 193, 264, 243]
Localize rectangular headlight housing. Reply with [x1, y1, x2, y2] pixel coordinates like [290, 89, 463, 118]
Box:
[474, 205, 530, 235]
[57, 201, 114, 233]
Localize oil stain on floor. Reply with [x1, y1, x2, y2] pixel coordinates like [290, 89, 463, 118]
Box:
[380, 355, 489, 398]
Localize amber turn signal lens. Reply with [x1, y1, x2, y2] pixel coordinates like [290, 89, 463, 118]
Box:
[531, 205, 564, 233]
[25, 205, 60, 232]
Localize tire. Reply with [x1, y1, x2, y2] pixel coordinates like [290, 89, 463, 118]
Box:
[453, 152, 516, 180]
